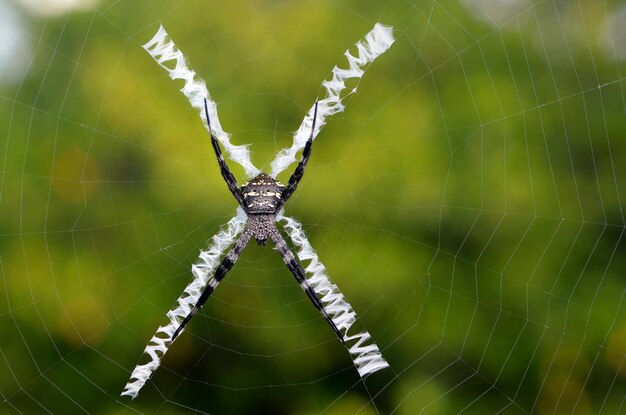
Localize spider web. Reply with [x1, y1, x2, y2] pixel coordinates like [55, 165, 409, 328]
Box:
[1, 1, 626, 414]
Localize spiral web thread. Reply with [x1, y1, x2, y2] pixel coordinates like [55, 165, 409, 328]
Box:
[122, 22, 394, 398]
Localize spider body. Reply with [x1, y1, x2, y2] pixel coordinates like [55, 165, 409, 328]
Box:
[247, 214, 277, 245]
[171, 100, 344, 343]
[241, 173, 285, 215]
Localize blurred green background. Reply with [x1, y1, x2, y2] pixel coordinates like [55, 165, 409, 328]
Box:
[1, 0, 626, 413]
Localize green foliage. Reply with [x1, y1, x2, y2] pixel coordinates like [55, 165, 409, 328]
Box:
[1, 0, 625, 413]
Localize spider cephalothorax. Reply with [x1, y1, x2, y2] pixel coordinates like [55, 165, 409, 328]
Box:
[171, 99, 343, 342]
[247, 214, 276, 245]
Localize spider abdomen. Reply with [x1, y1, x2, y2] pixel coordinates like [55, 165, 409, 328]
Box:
[241, 172, 284, 214]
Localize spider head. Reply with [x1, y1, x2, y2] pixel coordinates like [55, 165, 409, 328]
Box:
[247, 214, 274, 245]
[241, 173, 284, 214]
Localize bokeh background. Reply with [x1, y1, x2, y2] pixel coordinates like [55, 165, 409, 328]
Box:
[1, 0, 626, 413]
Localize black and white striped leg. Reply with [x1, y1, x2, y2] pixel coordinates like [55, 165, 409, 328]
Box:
[269, 226, 344, 343]
[204, 98, 245, 208]
[172, 228, 252, 340]
[278, 101, 319, 207]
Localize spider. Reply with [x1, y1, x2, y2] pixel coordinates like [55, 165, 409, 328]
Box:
[172, 99, 343, 342]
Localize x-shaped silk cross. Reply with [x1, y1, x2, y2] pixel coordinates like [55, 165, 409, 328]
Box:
[122, 23, 394, 399]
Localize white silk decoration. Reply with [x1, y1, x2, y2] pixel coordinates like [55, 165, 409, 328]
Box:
[121, 209, 247, 398]
[270, 23, 395, 177]
[142, 25, 260, 178]
[123, 21, 394, 399]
